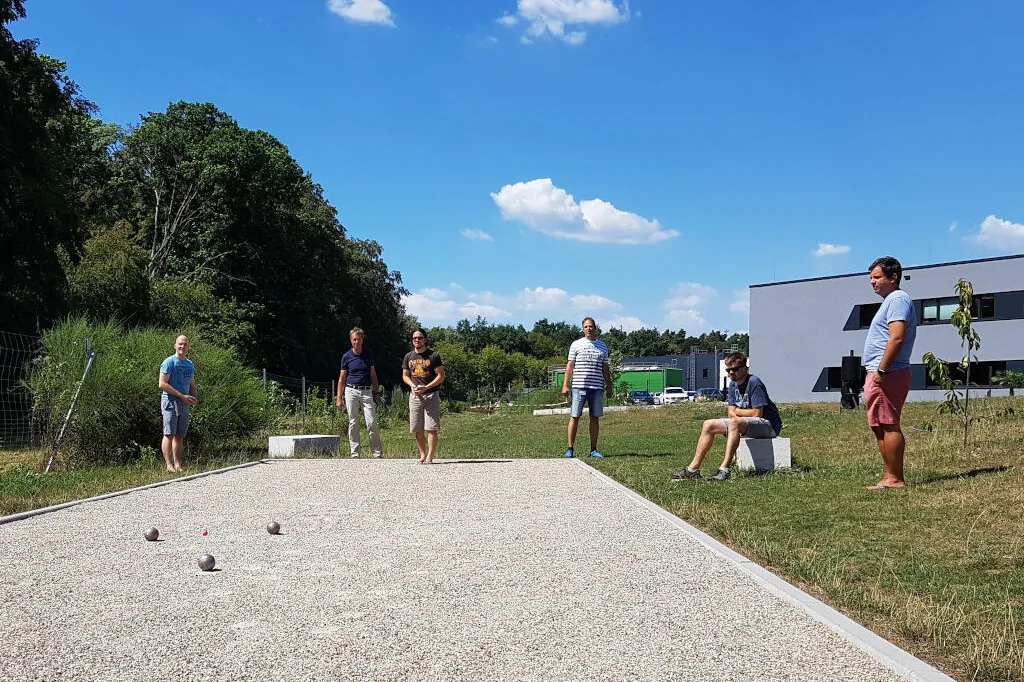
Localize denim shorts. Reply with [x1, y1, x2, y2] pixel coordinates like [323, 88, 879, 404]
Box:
[570, 388, 604, 418]
[162, 398, 191, 437]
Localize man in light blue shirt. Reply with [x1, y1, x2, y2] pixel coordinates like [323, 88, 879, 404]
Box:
[158, 335, 197, 473]
[862, 257, 916, 490]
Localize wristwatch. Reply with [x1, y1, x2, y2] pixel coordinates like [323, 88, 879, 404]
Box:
[877, 368, 888, 376]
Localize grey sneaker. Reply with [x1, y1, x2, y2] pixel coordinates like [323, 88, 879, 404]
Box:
[671, 467, 702, 480]
[708, 468, 731, 481]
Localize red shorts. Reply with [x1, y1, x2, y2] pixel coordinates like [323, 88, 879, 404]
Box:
[865, 369, 911, 427]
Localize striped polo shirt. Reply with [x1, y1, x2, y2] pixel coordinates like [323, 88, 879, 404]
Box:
[567, 337, 608, 390]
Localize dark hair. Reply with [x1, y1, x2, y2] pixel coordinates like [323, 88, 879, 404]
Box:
[412, 328, 428, 340]
[869, 256, 902, 284]
[725, 351, 747, 366]
[581, 317, 596, 327]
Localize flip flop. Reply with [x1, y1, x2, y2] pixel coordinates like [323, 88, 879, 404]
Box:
[865, 483, 905, 490]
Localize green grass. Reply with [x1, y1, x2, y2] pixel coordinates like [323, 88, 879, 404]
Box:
[2, 398, 1022, 681]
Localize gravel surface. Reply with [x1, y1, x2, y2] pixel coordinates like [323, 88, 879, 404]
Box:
[1, 459, 914, 681]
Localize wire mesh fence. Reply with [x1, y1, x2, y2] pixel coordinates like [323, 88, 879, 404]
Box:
[0, 331, 46, 450]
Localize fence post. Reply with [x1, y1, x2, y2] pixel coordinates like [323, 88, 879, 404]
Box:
[262, 368, 267, 391]
[45, 350, 97, 473]
[331, 380, 335, 402]
[301, 375, 306, 431]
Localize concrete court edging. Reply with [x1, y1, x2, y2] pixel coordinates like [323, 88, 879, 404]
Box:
[574, 458, 956, 682]
[0, 460, 264, 526]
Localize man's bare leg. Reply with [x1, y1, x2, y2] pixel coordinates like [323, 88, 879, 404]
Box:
[688, 419, 729, 470]
[425, 430, 438, 464]
[871, 425, 905, 487]
[567, 416, 580, 450]
[721, 419, 749, 469]
[414, 430, 428, 463]
[161, 435, 175, 472]
[589, 416, 600, 452]
[171, 435, 184, 472]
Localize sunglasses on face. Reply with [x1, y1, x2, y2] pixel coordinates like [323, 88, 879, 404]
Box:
[725, 365, 746, 373]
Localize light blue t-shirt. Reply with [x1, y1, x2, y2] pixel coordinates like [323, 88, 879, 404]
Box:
[160, 355, 195, 403]
[863, 290, 917, 371]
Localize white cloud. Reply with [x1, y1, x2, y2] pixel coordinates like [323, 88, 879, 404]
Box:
[517, 286, 568, 310]
[327, 0, 395, 26]
[569, 294, 622, 311]
[603, 316, 647, 332]
[948, 220, 958, 233]
[661, 309, 707, 330]
[403, 284, 626, 326]
[812, 243, 851, 257]
[663, 282, 717, 310]
[497, 0, 628, 45]
[461, 229, 494, 241]
[729, 289, 750, 314]
[967, 215, 1024, 250]
[491, 178, 678, 245]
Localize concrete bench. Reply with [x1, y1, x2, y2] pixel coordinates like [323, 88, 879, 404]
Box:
[735, 437, 791, 472]
[268, 435, 340, 458]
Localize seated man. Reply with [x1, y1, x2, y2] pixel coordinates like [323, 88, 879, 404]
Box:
[672, 352, 783, 481]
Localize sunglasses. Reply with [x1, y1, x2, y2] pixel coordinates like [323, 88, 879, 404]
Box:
[725, 365, 746, 373]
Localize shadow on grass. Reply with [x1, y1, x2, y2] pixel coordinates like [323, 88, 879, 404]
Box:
[603, 452, 674, 458]
[917, 466, 1013, 485]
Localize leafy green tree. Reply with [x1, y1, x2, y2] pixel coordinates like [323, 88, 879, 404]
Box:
[62, 221, 150, 324]
[922, 278, 983, 451]
[993, 370, 1024, 397]
[1, 2, 105, 332]
[532, 318, 580, 350]
[526, 331, 561, 361]
[433, 341, 477, 402]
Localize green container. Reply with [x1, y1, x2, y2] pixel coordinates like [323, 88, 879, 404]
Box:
[554, 367, 684, 392]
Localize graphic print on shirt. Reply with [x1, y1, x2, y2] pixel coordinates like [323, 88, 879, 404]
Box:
[735, 392, 750, 409]
[408, 357, 432, 380]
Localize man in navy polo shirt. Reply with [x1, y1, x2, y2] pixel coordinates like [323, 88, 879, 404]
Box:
[335, 327, 383, 458]
[672, 351, 782, 481]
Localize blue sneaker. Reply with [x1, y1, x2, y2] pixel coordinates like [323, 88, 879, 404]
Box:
[590, 449, 604, 458]
[563, 448, 575, 458]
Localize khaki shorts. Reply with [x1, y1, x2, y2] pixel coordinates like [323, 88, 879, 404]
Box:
[409, 392, 441, 432]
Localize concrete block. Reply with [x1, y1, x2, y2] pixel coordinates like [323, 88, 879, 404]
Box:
[268, 435, 340, 458]
[735, 437, 791, 472]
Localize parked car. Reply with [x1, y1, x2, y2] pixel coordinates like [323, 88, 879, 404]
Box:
[652, 392, 663, 405]
[694, 388, 724, 402]
[660, 386, 692, 405]
[629, 390, 655, 405]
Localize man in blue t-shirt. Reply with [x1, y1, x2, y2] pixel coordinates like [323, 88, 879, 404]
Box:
[335, 327, 383, 458]
[158, 335, 197, 473]
[672, 351, 782, 481]
[862, 256, 917, 491]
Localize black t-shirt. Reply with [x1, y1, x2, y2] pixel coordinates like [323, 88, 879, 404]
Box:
[402, 349, 443, 394]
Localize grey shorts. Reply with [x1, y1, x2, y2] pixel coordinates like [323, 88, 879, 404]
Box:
[721, 417, 776, 439]
[409, 392, 441, 432]
[162, 398, 191, 437]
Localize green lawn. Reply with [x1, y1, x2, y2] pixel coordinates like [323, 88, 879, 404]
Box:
[2, 398, 1022, 681]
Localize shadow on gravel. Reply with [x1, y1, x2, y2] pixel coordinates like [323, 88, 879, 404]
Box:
[433, 459, 513, 465]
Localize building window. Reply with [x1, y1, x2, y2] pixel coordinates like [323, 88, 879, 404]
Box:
[919, 294, 996, 325]
[924, 360, 1007, 388]
[702, 368, 708, 378]
[859, 303, 881, 327]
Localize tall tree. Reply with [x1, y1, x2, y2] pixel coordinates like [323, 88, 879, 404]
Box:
[0, 1, 103, 332]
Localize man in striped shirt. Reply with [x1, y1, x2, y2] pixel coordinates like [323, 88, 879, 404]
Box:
[561, 317, 613, 458]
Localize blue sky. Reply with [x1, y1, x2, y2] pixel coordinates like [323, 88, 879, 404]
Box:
[14, 0, 1024, 334]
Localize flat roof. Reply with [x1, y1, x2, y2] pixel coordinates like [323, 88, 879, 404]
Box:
[750, 253, 1024, 289]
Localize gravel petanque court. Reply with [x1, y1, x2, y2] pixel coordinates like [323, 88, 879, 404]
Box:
[1, 459, 943, 682]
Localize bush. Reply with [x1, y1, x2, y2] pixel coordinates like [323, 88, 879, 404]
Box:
[27, 318, 284, 466]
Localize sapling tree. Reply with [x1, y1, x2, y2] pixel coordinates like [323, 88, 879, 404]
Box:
[921, 278, 983, 452]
